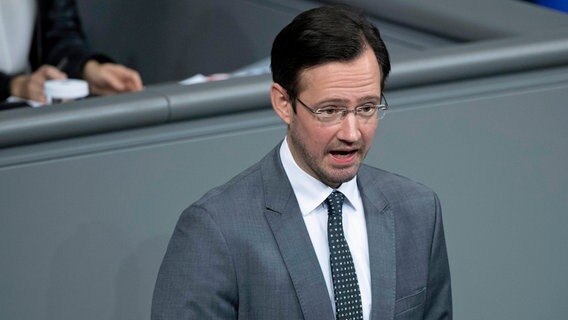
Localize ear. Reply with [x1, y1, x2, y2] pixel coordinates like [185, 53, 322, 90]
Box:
[271, 83, 293, 125]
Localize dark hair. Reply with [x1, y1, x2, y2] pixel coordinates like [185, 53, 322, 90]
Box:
[271, 5, 391, 104]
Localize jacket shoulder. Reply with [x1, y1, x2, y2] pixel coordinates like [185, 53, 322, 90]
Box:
[360, 165, 435, 196]
[194, 159, 264, 207]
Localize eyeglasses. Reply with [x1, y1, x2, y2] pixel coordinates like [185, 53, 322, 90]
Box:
[295, 93, 388, 124]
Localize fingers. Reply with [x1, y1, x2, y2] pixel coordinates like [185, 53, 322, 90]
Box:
[30, 66, 68, 102]
[83, 61, 143, 96]
[98, 65, 127, 92]
[10, 61, 143, 102]
[106, 64, 143, 92]
[38, 65, 67, 81]
[125, 68, 143, 91]
[10, 65, 68, 102]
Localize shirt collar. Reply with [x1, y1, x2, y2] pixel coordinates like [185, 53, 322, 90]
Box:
[280, 137, 359, 216]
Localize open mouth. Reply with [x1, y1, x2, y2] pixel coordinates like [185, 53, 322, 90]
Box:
[330, 149, 358, 159]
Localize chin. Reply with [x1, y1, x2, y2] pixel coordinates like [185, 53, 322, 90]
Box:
[323, 168, 359, 186]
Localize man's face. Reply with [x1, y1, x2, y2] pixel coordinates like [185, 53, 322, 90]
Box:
[273, 47, 383, 188]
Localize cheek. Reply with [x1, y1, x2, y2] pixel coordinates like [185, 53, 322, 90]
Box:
[294, 118, 332, 143]
[308, 127, 337, 151]
[363, 122, 378, 139]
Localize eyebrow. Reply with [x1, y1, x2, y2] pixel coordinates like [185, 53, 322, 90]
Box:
[314, 95, 381, 106]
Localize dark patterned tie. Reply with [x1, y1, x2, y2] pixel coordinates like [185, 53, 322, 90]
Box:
[326, 191, 364, 320]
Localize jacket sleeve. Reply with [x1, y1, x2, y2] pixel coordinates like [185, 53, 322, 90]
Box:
[151, 204, 238, 319]
[0, 71, 13, 101]
[32, 0, 112, 78]
[424, 193, 453, 319]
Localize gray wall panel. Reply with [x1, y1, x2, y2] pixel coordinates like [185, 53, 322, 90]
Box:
[0, 116, 286, 319]
[377, 81, 568, 319]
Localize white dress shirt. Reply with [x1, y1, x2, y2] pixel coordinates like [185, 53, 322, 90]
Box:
[280, 137, 372, 320]
[0, 0, 36, 74]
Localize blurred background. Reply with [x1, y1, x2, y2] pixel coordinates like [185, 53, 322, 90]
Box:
[77, 0, 568, 84]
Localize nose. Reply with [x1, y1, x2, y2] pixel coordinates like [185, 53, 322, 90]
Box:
[336, 112, 361, 143]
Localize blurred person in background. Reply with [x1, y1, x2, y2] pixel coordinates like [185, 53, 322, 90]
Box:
[0, 0, 143, 105]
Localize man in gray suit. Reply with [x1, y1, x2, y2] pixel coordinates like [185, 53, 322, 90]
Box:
[152, 5, 452, 320]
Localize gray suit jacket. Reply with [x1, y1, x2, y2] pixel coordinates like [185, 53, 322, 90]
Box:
[152, 144, 452, 319]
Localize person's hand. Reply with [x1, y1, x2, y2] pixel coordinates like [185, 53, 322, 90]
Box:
[82, 60, 143, 96]
[10, 65, 67, 103]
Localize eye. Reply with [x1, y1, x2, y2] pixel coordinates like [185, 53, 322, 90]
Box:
[318, 107, 343, 116]
[356, 104, 377, 114]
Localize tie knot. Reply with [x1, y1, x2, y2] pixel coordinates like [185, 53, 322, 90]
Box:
[325, 191, 345, 216]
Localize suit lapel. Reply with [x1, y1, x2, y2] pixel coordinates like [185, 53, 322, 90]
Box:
[358, 166, 396, 320]
[262, 146, 335, 320]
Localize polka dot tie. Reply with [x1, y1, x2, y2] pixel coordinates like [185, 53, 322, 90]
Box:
[326, 191, 363, 320]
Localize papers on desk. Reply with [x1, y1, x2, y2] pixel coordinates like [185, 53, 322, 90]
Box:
[179, 73, 231, 85]
[179, 58, 271, 86]
[7, 96, 43, 108]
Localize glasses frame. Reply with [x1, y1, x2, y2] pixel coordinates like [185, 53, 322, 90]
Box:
[295, 93, 389, 124]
